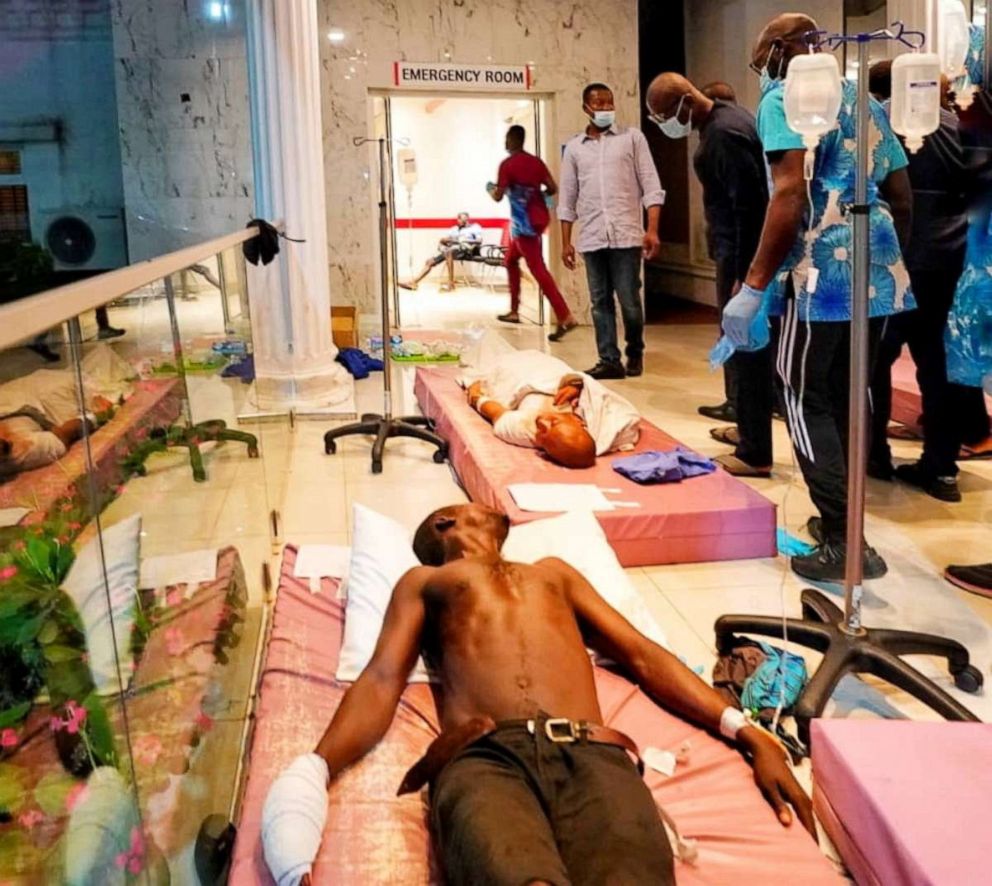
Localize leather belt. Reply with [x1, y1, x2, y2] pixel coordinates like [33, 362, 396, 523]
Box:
[527, 717, 643, 773]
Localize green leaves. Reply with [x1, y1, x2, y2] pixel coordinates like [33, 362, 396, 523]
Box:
[0, 702, 31, 731]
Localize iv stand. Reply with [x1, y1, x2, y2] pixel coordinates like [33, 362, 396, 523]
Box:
[323, 137, 448, 474]
[715, 25, 982, 745]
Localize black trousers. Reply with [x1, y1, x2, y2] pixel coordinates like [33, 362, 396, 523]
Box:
[431, 721, 674, 886]
[715, 255, 775, 466]
[776, 299, 885, 543]
[870, 261, 965, 477]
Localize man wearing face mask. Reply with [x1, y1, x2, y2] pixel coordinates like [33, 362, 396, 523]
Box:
[646, 73, 774, 478]
[559, 83, 666, 380]
[726, 13, 915, 582]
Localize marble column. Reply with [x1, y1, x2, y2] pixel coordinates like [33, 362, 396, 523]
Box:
[245, 0, 351, 409]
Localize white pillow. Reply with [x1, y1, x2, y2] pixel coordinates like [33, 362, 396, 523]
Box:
[335, 506, 666, 684]
[62, 515, 142, 695]
[335, 504, 431, 682]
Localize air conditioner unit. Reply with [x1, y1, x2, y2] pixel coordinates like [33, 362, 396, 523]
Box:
[38, 208, 127, 272]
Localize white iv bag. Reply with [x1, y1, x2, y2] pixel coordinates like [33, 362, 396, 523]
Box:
[937, 0, 971, 79]
[784, 53, 843, 152]
[890, 52, 942, 153]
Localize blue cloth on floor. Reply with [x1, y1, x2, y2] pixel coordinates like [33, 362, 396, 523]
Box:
[612, 447, 716, 484]
[220, 355, 255, 384]
[336, 348, 384, 380]
[776, 528, 816, 557]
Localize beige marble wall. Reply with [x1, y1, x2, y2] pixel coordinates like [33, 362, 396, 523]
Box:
[318, 0, 641, 316]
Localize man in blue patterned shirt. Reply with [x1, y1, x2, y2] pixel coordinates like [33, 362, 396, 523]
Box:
[723, 13, 915, 582]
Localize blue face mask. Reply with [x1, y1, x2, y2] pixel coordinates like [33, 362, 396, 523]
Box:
[657, 95, 692, 139]
[758, 46, 783, 95]
[589, 109, 615, 129]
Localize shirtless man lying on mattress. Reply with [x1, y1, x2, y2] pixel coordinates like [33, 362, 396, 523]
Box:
[462, 347, 640, 469]
[263, 503, 814, 886]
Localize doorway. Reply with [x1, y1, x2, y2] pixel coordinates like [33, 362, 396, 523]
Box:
[372, 93, 552, 331]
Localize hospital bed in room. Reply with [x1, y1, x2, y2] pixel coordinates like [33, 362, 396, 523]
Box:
[228, 546, 839, 885]
[413, 365, 777, 567]
[0, 547, 247, 876]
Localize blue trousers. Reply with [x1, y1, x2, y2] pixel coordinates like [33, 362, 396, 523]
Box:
[582, 247, 644, 365]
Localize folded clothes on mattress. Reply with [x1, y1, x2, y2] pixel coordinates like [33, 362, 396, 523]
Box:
[612, 447, 716, 484]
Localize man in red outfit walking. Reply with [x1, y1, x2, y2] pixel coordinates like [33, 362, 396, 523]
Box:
[488, 125, 578, 341]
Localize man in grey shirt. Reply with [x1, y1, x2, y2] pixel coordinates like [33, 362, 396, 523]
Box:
[559, 83, 665, 379]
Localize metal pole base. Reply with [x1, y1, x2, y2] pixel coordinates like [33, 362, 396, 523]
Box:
[714, 589, 983, 745]
[323, 415, 448, 475]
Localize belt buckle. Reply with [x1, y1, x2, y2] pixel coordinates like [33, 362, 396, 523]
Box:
[544, 718, 578, 743]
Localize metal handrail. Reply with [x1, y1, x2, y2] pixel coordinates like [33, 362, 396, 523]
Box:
[0, 222, 279, 350]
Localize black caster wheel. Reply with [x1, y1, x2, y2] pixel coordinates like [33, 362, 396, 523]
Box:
[325, 439, 337, 455]
[247, 445, 260, 458]
[953, 664, 983, 693]
[194, 814, 236, 886]
[193, 469, 207, 483]
[433, 449, 448, 464]
[371, 460, 383, 475]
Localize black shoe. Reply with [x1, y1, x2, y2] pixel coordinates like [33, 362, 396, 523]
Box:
[625, 357, 643, 377]
[586, 361, 626, 380]
[944, 563, 992, 597]
[548, 321, 578, 342]
[867, 459, 895, 481]
[698, 401, 737, 422]
[28, 343, 61, 363]
[97, 326, 126, 340]
[791, 541, 888, 582]
[894, 462, 962, 503]
[806, 516, 824, 545]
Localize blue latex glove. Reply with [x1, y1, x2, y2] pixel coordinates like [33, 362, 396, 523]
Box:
[722, 283, 765, 348]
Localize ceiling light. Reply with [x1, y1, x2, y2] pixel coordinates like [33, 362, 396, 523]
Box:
[327, 29, 345, 43]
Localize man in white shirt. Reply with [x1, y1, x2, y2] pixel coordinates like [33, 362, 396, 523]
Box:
[559, 83, 666, 380]
[400, 212, 484, 292]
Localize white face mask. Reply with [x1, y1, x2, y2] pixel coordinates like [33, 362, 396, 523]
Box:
[656, 94, 692, 139]
[588, 109, 615, 129]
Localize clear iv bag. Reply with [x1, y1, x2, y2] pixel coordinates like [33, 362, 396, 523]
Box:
[890, 52, 941, 153]
[784, 53, 843, 151]
[937, 0, 971, 79]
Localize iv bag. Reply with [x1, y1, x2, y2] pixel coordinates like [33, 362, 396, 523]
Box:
[784, 53, 843, 151]
[890, 52, 941, 153]
[397, 148, 418, 188]
[937, 0, 971, 79]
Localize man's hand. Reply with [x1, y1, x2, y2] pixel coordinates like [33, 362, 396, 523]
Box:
[642, 230, 661, 261]
[739, 727, 816, 836]
[466, 381, 484, 409]
[554, 383, 582, 408]
[721, 284, 764, 348]
[563, 244, 577, 270]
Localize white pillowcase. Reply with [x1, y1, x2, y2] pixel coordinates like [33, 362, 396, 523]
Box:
[335, 506, 666, 683]
[62, 514, 142, 695]
[335, 504, 431, 682]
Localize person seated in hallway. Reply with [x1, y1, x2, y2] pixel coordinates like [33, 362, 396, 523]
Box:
[399, 212, 484, 292]
[647, 71, 774, 479]
[262, 503, 814, 886]
[487, 125, 579, 341]
[462, 344, 640, 468]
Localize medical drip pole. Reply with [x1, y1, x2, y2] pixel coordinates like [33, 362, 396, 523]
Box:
[322, 137, 448, 473]
[715, 24, 982, 744]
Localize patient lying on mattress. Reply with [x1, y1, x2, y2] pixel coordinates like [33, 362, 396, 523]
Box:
[262, 503, 814, 886]
[463, 348, 640, 469]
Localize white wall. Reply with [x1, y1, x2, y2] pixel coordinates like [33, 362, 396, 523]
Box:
[319, 0, 642, 316]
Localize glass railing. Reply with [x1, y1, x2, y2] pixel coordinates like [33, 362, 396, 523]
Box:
[0, 229, 285, 884]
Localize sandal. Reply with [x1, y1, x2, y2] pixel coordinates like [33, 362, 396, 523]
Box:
[497, 313, 522, 324]
[960, 437, 992, 460]
[709, 426, 740, 446]
[713, 453, 771, 478]
[887, 423, 922, 441]
[548, 321, 578, 342]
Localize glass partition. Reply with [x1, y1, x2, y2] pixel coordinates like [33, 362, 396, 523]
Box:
[0, 242, 283, 883]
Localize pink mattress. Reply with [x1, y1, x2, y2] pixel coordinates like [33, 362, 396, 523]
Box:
[230, 546, 838, 885]
[413, 366, 776, 566]
[0, 547, 247, 867]
[891, 352, 992, 432]
[811, 719, 992, 886]
[0, 377, 183, 527]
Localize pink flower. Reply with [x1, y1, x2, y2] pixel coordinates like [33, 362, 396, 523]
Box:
[65, 782, 89, 812]
[57, 535, 70, 545]
[195, 711, 214, 733]
[0, 728, 18, 749]
[18, 809, 44, 829]
[0, 566, 17, 582]
[114, 853, 129, 870]
[166, 587, 184, 608]
[164, 626, 184, 656]
[133, 734, 162, 766]
[130, 827, 145, 855]
[51, 701, 88, 734]
[67, 522, 82, 531]
[128, 858, 143, 875]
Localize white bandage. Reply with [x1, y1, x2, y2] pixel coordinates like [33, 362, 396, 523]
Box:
[262, 753, 330, 886]
[719, 706, 748, 741]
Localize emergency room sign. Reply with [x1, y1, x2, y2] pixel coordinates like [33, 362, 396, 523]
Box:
[393, 61, 532, 91]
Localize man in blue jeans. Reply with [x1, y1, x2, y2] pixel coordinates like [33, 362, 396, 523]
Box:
[559, 83, 665, 379]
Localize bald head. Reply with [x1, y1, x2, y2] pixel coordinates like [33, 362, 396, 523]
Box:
[702, 81, 736, 103]
[646, 72, 713, 131]
[751, 13, 819, 77]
